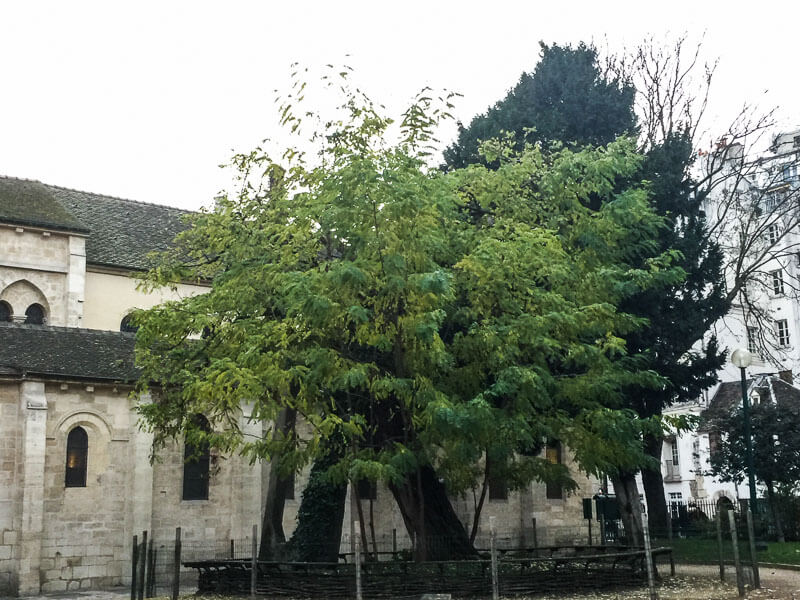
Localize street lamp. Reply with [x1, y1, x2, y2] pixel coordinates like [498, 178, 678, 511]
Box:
[731, 348, 758, 515]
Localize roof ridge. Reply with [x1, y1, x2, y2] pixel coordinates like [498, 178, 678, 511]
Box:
[46, 182, 195, 213]
[0, 322, 134, 337]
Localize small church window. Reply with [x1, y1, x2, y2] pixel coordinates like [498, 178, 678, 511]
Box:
[24, 303, 46, 325]
[183, 415, 211, 501]
[0, 301, 11, 322]
[120, 314, 139, 333]
[65, 426, 88, 487]
[545, 442, 563, 500]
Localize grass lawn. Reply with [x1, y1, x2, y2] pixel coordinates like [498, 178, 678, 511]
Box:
[655, 537, 800, 565]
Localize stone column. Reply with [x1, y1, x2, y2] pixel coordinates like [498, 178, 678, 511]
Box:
[123, 396, 153, 585]
[66, 235, 86, 327]
[18, 381, 47, 595]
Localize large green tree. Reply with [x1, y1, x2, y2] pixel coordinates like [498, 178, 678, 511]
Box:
[133, 74, 679, 558]
[443, 42, 636, 169]
[444, 41, 729, 539]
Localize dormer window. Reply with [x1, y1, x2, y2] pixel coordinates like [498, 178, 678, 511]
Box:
[0, 301, 11, 322]
[24, 303, 46, 325]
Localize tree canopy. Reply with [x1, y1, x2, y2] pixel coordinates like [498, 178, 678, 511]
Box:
[443, 42, 636, 169]
[133, 73, 681, 558]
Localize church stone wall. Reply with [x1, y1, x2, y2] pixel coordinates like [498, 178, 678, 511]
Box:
[0, 226, 86, 327]
[0, 383, 22, 596]
[39, 383, 133, 592]
[82, 271, 207, 332]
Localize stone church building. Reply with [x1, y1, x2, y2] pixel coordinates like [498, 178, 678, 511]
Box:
[0, 176, 595, 596]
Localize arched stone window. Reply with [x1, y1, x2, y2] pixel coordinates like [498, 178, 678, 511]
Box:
[24, 303, 46, 325]
[0, 301, 11, 322]
[65, 426, 88, 487]
[183, 415, 211, 500]
[120, 314, 139, 333]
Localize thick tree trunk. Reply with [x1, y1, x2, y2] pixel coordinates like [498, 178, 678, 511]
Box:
[610, 471, 644, 546]
[641, 431, 669, 537]
[388, 465, 477, 561]
[258, 408, 297, 560]
[287, 447, 348, 562]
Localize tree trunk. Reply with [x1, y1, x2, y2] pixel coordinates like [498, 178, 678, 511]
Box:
[610, 471, 644, 546]
[766, 481, 785, 543]
[287, 447, 348, 562]
[388, 464, 477, 561]
[258, 407, 297, 560]
[641, 431, 669, 537]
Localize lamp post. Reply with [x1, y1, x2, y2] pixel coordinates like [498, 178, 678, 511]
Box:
[730, 348, 758, 515]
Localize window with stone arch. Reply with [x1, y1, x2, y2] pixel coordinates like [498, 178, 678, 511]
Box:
[0, 300, 11, 322]
[183, 415, 211, 501]
[65, 426, 88, 487]
[120, 314, 139, 333]
[24, 303, 46, 325]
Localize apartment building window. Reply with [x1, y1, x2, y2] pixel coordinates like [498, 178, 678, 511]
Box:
[771, 269, 785, 295]
[782, 163, 798, 183]
[776, 319, 790, 347]
[670, 439, 679, 466]
[767, 223, 780, 245]
[747, 326, 760, 355]
[668, 492, 683, 518]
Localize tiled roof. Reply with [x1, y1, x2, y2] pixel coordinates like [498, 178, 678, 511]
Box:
[0, 177, 88, 234]
[0, 322, 138, 382]
[0, 176, 192, 271]
[700, 376, 800, 431]
[47, 184, 191, 271]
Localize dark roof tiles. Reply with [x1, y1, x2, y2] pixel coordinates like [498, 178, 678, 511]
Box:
[0, 322, 138, 382]
[0, 176, 192, 271]
[0, 177, 88, 234]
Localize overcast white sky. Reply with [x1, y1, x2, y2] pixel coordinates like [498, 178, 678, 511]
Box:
[1, 1, 798, 211]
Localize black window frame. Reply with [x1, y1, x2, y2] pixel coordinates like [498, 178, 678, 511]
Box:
[545, 442, 563, 500]
[0, 301, 11, 322]
[182, 416, 211, 501]
[65, 426, 88, 487]
[24, 303, 46, 325]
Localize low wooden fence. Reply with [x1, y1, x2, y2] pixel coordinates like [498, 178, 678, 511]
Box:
[184, 545, 673, 599]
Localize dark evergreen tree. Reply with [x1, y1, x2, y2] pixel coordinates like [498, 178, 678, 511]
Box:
[443, 42, 636, 169]
[621, 132, 728, 533]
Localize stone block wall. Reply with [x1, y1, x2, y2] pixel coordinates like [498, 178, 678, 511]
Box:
[0, 226, 86, 327]
[0, 383, 21, 596]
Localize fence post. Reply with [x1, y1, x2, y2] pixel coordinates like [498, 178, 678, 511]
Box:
[231, 539, 235, 559]
[588, 516, 592, 546]
[172, 527, 181, 600]
[146, 538, 155, 598]
[715, 511, 725, 581]
[531, 517, 538, 556]
[727, 509, 745, 597]
[745, 508, 760, 589]
[250, 524, 258, 599]
[392, 528, 397, 555]
[131, 534, 138, 600]
[600, 514, 606, 546]
[641, 513, 658, 600]
[354, 520, 363, 600]
[138, 531, 147, 600]
[490, 516, 499, 600]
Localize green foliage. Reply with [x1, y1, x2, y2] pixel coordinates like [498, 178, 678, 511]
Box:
[443, 42, 636, 169]
[133, 68, 681, 519]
